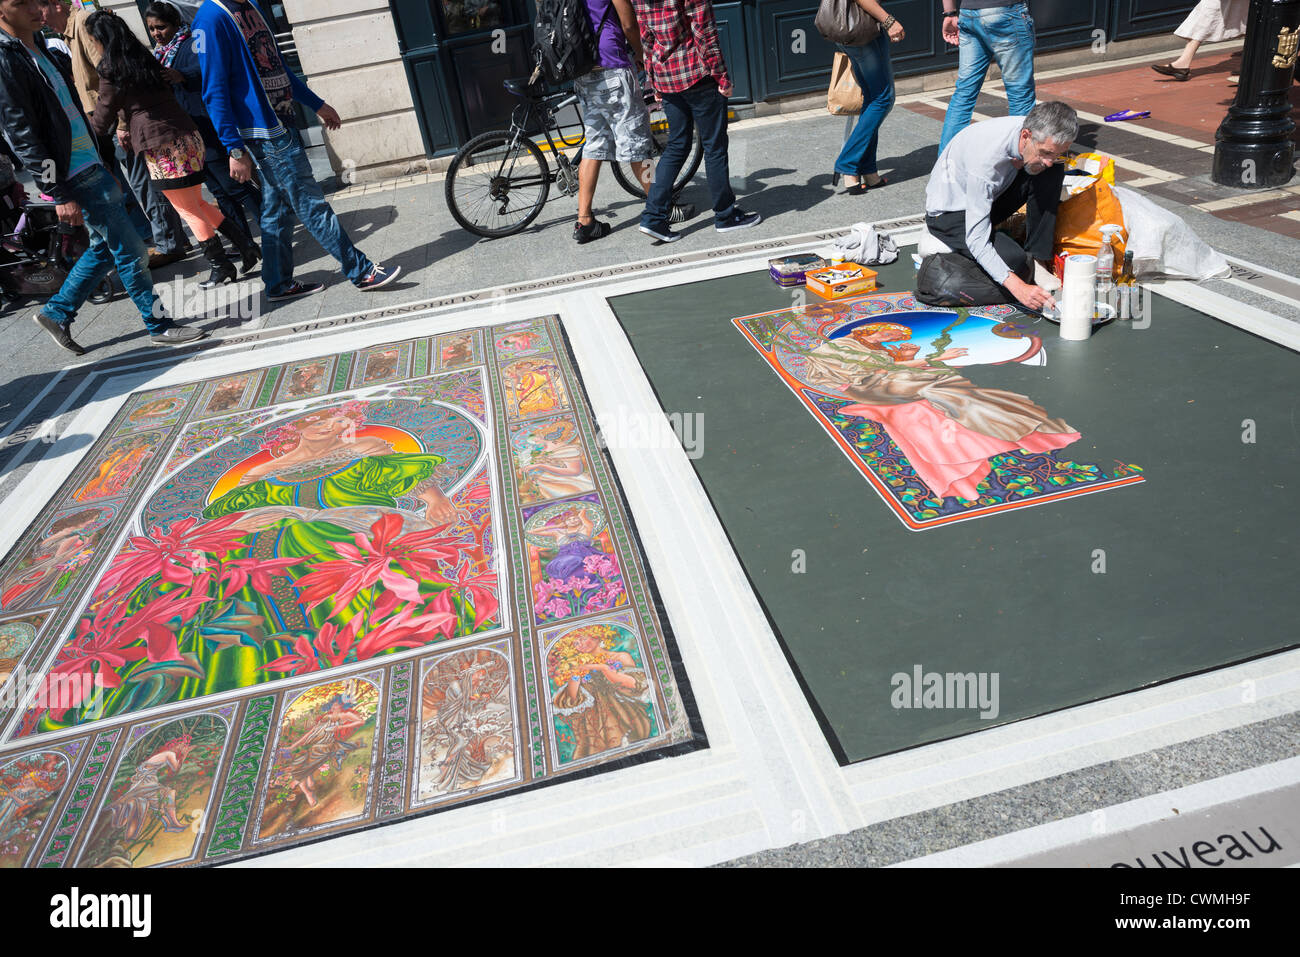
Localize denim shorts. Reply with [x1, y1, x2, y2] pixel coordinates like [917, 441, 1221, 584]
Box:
[574, 67, 653, 162]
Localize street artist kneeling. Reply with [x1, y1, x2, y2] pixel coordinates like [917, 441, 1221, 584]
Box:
[921, 101, 1078, 312]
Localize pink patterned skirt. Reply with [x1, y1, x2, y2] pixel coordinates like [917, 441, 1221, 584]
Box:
[144, 130, 206, 188]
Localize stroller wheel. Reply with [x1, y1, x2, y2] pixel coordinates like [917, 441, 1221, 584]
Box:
[88, 276, 115, 305]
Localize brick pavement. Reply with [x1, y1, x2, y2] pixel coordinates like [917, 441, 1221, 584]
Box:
[900, 46, 1300, 241]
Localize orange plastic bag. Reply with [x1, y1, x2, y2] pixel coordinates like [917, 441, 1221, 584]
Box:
[1054, 154, 1127, 268]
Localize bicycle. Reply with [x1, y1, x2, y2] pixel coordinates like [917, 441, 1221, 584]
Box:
[444, 74, 704, 239]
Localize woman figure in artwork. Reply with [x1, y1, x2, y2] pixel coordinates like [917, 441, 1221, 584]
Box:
[0, 509, 106, 611]
[789, 321, 1079, 501]
[106, 733, 195, 841]
[0, 753, 63, 842]
[203, 401, 461, 539]
[496, 330, 540, 353]
[74, 435, 154, 501]
[530, 505, 605, 580]
[516, 421, 594, 501]
[424, 657, 512, 794]
[549, 624, 651, 761]
[508, 359, 559, 417]
[279, 694, 366, 807]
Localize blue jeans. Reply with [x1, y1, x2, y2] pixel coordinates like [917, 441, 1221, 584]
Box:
[246, 130, 371, 294]
[642, 78, 735, 230]
[43, 164, 164, 333]
[939, 1, 1037, 153]
[835, 33, 895, 176]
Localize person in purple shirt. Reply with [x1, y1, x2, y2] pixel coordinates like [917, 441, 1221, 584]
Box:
[571, 0, 691, 242]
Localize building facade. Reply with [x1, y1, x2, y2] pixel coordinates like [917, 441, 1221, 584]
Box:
[135, 0, 1204, 183]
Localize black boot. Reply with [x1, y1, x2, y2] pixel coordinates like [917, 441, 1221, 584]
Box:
[216, 218, 261, 275]
[198, 236, 237, 289]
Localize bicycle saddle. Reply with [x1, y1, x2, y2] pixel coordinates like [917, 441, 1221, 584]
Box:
[503, 76, 545, 100]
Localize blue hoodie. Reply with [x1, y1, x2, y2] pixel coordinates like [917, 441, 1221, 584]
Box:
[193, 0, 323, 151]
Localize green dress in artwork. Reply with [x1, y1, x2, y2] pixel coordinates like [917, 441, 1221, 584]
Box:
[201, 453, 446, 561]
[182, 452, 450, 693]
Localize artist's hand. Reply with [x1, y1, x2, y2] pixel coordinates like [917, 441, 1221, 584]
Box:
[941, 16, 959, 46]
[1005, 274, 1057, 312]
[887, 19, 904, 42]
[230, 153, 254, 183]
[316, 104, 342, 131]
[55, 201, 83, 228]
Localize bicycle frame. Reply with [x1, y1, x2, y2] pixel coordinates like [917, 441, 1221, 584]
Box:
[495, 92, 583, 185]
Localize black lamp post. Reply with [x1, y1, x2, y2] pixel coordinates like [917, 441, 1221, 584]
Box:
[1212, 0, 1300, 188]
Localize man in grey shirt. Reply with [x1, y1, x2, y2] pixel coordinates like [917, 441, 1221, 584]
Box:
[924, 101, 1075, 312]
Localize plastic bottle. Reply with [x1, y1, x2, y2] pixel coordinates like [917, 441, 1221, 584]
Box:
[1095, 224, 1122, 318]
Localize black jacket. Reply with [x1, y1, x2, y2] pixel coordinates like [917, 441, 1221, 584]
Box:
[0, 30, 81, 204]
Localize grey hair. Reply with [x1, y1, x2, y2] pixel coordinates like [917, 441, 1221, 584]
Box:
[1022, 101, 1078, 145]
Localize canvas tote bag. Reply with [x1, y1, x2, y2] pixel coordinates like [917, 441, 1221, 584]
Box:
[827, 52, 863, 115]
[815, 0, 881, 46]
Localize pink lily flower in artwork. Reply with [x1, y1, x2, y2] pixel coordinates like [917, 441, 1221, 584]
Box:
[446, 560, 499, 629]
[294, 514, 471, 612]
[115, 590, 212, 664]
[219, 556, 302, 594]
[419, 589, 460, 642]
[353, 605, 457, 660]
[97, 515, 249, 595]
[260, 619, 358, 676]
[40, 591, 206, 719]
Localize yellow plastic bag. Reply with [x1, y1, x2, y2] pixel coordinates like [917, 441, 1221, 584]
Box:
[1055, 152, 1126, 266]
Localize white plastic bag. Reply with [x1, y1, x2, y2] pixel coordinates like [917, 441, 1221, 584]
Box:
[1112, 186, 1230, 281]
[830, 222, 899, 265]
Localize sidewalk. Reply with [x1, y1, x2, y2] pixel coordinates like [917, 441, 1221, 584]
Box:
[2, 38, 1296, 445]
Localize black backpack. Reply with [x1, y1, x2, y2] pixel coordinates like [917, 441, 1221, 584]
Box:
[531, 0, 608, 85]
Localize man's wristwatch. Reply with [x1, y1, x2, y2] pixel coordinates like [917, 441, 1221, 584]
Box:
[229, 147, 247, 160]
[942, 10, 959, 17]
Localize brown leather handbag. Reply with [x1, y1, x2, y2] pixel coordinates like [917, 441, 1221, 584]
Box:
[814, 0, 881, 46]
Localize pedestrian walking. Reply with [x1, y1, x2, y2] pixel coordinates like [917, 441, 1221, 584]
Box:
[830, 1, 903, 194]
[0, 0, 205, 353]
[1151, 0, 1248, 82]
[64, 0, 190, 268]
[85, 10, 261, 289]
[632, 0, 760, 243]
[143, 0, 260, 237]
[194, 0, 400, 300]
[937, 0, 1038, 154]
[571, 0, 694, 242]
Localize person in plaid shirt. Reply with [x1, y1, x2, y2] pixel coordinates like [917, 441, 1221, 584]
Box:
[633, 0, 760, 241]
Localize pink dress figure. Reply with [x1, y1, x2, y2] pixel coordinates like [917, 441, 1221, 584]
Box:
[797, 322, 1079, 500]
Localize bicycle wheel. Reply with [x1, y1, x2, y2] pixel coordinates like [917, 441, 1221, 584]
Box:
[614, 107, 704, 199]
[445, 130, 551, 239]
